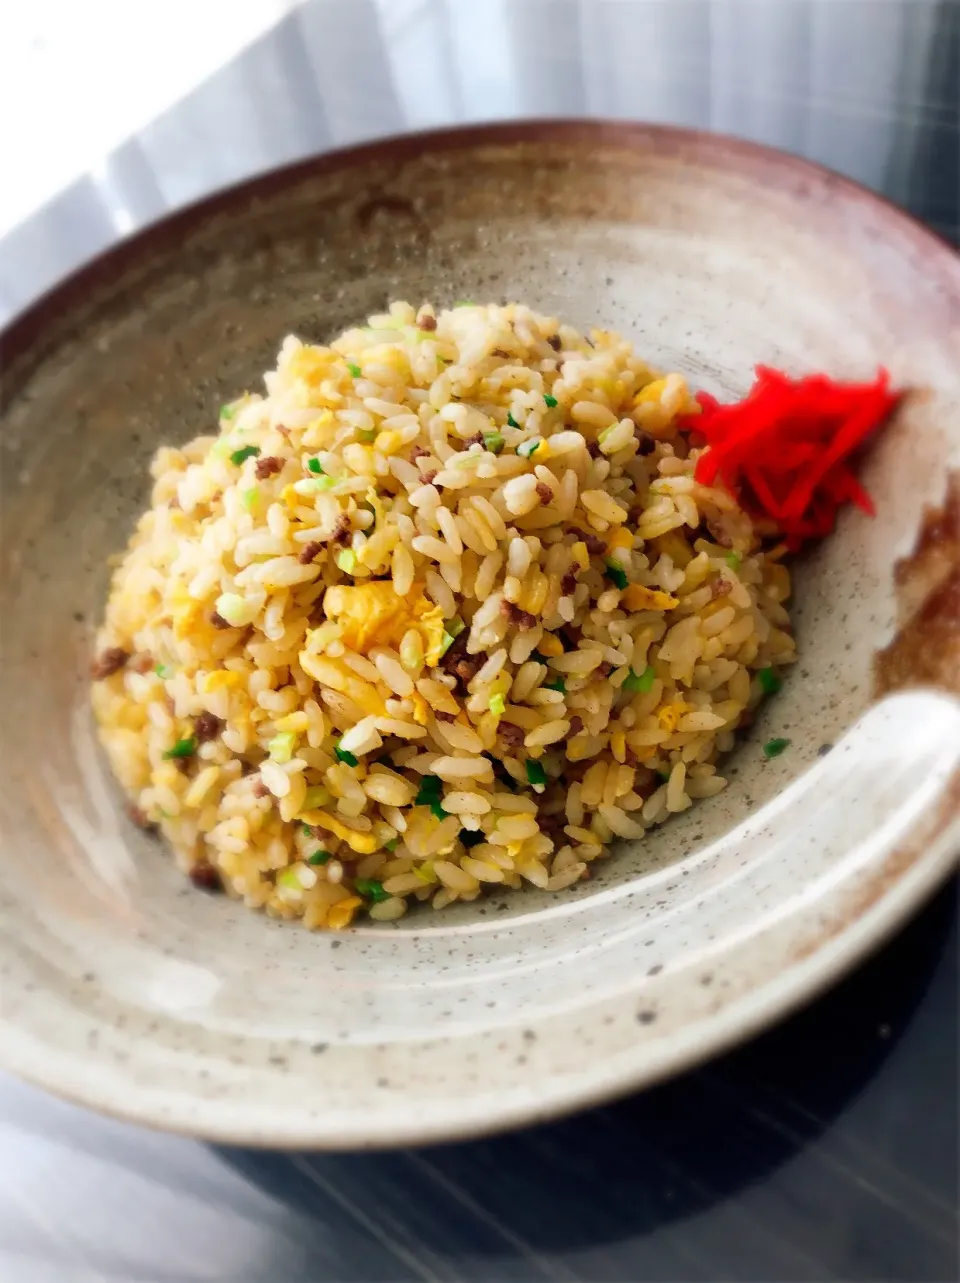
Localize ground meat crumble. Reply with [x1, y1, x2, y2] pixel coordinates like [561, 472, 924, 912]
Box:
[90, 647, 130, 680]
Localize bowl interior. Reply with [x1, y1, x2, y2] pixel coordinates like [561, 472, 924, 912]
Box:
[1, 124, 958, 1143]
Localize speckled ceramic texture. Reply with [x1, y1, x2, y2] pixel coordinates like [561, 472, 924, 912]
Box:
[1, 123, 959, 1148]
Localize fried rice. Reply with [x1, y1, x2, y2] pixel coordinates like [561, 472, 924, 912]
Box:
[91, 301, 796, 928]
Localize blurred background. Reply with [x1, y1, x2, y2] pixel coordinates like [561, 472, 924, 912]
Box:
[0, 2, 957, 1281]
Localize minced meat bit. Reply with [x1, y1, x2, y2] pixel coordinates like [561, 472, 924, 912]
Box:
[497, 721, 525, 748]
[546, 334, 561, 351]
[194, 711, 223, 743]
[560, 569, 578, 596]
[706, 519, 733, 548]
[421, 470, 438, 486]
[570, 528, 606, 555]
[419, 314, 437, 332]
[255, 455, 284, 480]
[710, 577, 733, 599]
[189, 863, 223, 893]
[502, 601, 537, 629]
[90, 647, 130, 680]
[127, 803, 157, 831]
[441, 632, 482, 688]
[535, 482, 554, 504]
[411, 444, 430, 461]
[131, 653, 155, 674]
[298, 540, 324, 565]
[568, 715, 584, 737]
[434, 709, 457, 722]
[331, 514, 352, 545]
[464, 431, 484, 448]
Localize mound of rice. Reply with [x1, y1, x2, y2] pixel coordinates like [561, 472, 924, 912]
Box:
[92, 301, 796, 929]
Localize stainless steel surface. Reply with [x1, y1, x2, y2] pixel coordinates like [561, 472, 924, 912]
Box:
[1, 2, 957, 1279]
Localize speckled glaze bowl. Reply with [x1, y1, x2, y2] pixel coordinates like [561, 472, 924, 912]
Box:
[1, 123, 959, 1148]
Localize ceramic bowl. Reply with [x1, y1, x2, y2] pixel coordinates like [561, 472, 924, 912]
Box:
[1, 122, 958, 1148]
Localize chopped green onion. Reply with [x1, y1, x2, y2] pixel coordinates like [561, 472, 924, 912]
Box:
[415, 775, 441, 802]
[355, 878, 390, 903]
[453, 299, 475, 308]
[300, 822, 314, 834]
[489, 693, 506, 715]
[543, 393, 558, 408]
[301, 784, 332, 810]
[357, 427, 378, 443]
[415, 775, 447, 818]
[605, 561, 629, 590]
[220, 404, 236, 420]
[307, 457, 324, 474]
[525, 759, 548, 787]
[163, 737, 197, 760]
[758, 667, 782, 695]
[446, 616, 465, 638]
[315, 475, 337, 491]
[544, 677, 566, 693]
[277, 867, 303, 891]
[308, 850, 331, 865]
[230, 445, 260, 466]
[240, 487, 259, 510]
[154, 663, 172, 679]
[439, 630, 457, 657]
[725, 551, 742, 569]
[384, 837, 399, 852]
[268, 732, 296, 763]
[347, 362, 362, 378]
[215, 592, 257, 628]
[506, 412, 521, 429]
[483, 430, 505, 454]
[517, 439, 541, 459]
[335, 745, 359, 767]
[460, 829, 485, 847]
[336, 548, 358, 574]
[763, 737, 791, 759]
[623, 665, 656, 693]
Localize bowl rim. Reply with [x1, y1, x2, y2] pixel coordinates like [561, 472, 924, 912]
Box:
[1, 120, 958, 1148]
[2, 117, 957, 378]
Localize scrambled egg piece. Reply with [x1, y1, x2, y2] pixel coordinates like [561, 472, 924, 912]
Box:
[657, 701, 690, 733]
[606, 527, 634, 557]
[168, 581, 203, 638]
[322, 581, 446, 663]
[299, 810, 378, 854]
[633, 378, 667, 406]
[622, 584, 679, 612]
[287, 345, 334, 387]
